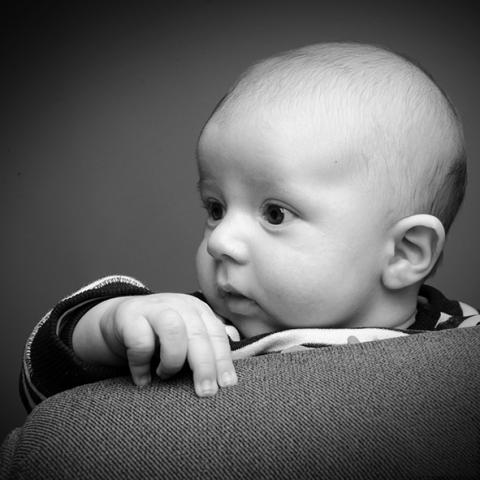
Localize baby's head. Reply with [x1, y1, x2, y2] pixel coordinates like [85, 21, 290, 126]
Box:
[195, 42, 466, 337]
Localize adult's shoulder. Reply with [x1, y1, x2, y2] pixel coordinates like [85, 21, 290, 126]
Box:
[4, 327, 480, 479]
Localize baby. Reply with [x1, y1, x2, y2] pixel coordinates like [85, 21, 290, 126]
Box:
[23, 43, 471, 405]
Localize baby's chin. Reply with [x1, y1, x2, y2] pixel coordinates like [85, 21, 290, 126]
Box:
[224, 309, 280, 338]
[202, 287, 286, 337]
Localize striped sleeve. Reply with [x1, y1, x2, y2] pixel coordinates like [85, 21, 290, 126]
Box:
[434, 299, 480, 329]
[20, 275, 152, 412]
[415, 284, 480, 330]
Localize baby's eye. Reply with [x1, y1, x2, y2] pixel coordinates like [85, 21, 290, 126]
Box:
[204, 199, 225, 222]
[262, 203, 294, 225]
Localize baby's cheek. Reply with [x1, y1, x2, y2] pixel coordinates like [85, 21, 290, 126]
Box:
[259, 262, 310, 315]
[195, 242, 213, 291]
[262, 253, 313, 294]
[259, 258, 333, 327]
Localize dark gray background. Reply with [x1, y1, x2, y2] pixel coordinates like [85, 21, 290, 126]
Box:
[1, 0, 478, 441]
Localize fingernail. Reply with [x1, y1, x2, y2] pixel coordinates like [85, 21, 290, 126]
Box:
[199, 380, 217, 396]
[136, 374, 151, 387]
[156, 366, 169, 381]
[220, 371, 237, 387]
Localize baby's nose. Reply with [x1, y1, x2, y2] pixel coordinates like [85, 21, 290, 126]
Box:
[206, 215, 249, 264]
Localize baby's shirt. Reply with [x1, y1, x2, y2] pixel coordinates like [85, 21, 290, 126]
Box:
[20, 275, 480, 412]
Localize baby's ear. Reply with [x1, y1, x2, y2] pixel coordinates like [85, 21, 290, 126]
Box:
[382, 215, 445, 290]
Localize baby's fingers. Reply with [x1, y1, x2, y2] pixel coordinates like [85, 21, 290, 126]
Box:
[205, 314, 237, 388]
[150, 309, 188, 379]
[185, 318, 219, 397]
[121, 316, 156, 386]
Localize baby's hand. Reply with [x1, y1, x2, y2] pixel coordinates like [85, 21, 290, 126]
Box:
[77, 294, 237, 397]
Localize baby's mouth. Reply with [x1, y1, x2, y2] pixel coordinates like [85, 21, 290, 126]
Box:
[218, 285, 259, 315]
[220, 289, 247, 300]
[218, 282, 243, 297]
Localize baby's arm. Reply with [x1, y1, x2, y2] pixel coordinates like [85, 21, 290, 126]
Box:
[72, 293, 237, 397]
[20, 276, 238, 412]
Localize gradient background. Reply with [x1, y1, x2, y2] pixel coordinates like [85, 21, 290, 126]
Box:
[1, 0, 479, 441]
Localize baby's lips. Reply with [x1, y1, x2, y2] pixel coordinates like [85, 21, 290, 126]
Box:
[218, 282, 245, 298]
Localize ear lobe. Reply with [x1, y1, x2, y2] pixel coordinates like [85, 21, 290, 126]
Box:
[382, 215, 445, 290]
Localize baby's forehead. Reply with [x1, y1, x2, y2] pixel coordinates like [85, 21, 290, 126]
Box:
[200, 76, 382, 169]
[198, 106, 373, 192]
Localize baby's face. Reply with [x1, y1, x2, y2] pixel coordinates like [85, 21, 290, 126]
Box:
[196, 110, 391, 337]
